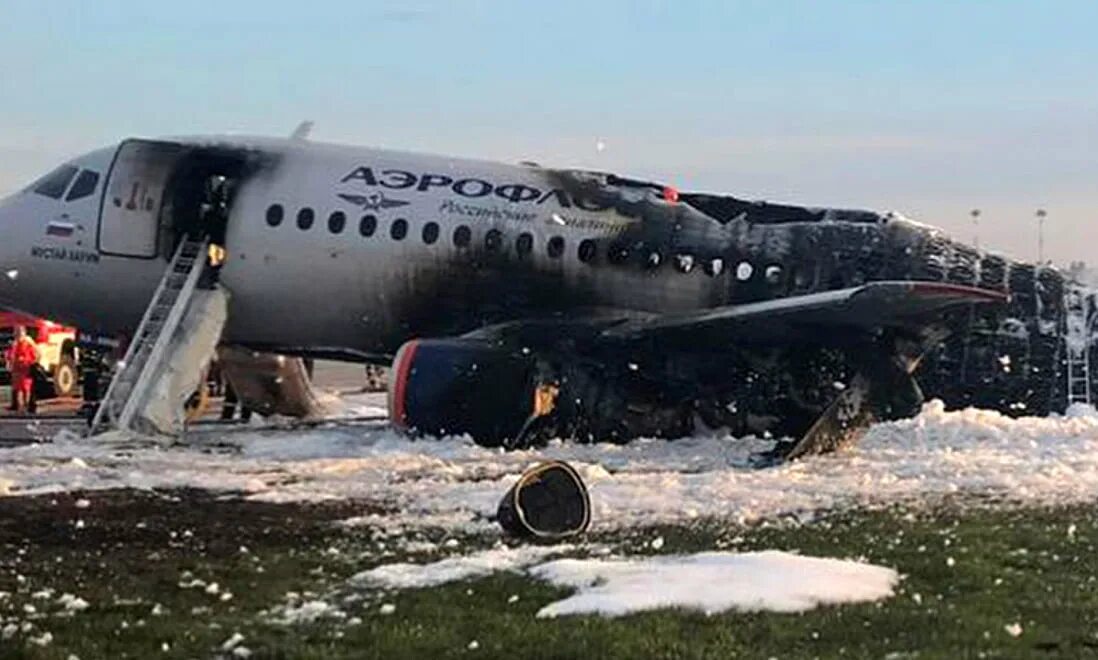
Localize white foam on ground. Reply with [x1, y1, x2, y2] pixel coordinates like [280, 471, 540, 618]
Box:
[350, 545, 571, 590]
[531, 551, 899, 617]
[346, 548, 897, 617]
[316, 392, 388, 420]
[2, 400, 1098, 532]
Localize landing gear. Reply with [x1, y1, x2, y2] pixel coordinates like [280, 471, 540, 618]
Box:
[184, 367, 211, 423]
[772, 336, 928, 464]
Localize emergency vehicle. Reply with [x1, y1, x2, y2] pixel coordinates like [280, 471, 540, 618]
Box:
[0, 311, 79, 397]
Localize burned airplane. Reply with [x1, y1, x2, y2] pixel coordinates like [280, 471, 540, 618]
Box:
[0, 131, 1090, 459]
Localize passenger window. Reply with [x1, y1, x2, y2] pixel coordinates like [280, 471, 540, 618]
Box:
[765, 264, 783, 285]
[328, 211, 346, 234]
[516, 232, 533, 257]
[390, 218, 408, 240]
[793, 261, 816, 289]
[578, 239, 597, 263]
[485, 229, 503, 252]
[359, 214, 377, 237]
[547, 236, 564, 259]
[453, 225, 472, 247]
[266, 204, 284, 227]
[65, 170, 100, 202]
[607, 242, 629, 265]
[31, 165, 78, 200]
[297, 208, 315, 230]
[422, 222, 440, 245]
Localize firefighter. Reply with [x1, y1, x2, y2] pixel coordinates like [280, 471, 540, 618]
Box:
[5, 326, 39, 414]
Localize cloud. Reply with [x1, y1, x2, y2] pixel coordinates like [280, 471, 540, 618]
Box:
[374, 6, 432, 24]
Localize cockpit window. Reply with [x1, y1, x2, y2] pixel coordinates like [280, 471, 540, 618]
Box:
[30, 165, 78, 199]
[65, 170, 100, 202]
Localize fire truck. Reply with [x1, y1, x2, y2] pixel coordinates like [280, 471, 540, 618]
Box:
[0, 311, 80, 398]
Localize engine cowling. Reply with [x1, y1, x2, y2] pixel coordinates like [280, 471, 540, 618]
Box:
[388, 339, 536, 445]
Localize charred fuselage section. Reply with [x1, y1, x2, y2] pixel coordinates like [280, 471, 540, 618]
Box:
[675, 191, 1074, 419]
[387, 173, 1087, 448]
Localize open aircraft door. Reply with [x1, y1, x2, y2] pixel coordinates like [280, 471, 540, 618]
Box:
[98, 139, 187, 259]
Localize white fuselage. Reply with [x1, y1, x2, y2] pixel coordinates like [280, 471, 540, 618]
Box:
[0, 136, 721, 360]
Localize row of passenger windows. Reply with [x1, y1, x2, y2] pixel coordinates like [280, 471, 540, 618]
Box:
[263, 203, 758, 278]
[29, 165, 101, 202]
[266, 204, 570, 259]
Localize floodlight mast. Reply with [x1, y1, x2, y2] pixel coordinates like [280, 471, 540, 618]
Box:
[1036, 208, 1047, 264]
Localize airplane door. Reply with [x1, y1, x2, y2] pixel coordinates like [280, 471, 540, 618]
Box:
[98, 139, 186, 258]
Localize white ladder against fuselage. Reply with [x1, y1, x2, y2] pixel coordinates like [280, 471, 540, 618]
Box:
[88, 236, 210, 435]
[1064, 285, 1092, 407]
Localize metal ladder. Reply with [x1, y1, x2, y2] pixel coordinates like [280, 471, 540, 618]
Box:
[89, 236, 209, 435]
[1064, 286, 1092, 406]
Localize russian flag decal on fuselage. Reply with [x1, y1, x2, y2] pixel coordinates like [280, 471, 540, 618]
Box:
[46, 221, 75, 238]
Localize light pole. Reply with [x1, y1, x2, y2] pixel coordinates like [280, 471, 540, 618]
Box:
[1036, 208, 1047, 264]
[970, 209, 981, 248]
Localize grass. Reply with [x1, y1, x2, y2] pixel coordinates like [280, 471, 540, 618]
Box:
[3, 490, 1098, 659]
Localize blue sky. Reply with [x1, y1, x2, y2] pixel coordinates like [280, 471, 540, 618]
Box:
[1, 0, 1095, 262]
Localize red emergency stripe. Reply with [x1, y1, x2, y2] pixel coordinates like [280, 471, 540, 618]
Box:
[389, 340, 420, 431]
[909, 281, 1010, 303]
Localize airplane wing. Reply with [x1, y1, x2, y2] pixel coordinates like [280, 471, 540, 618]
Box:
[601, 281, 1009, 346]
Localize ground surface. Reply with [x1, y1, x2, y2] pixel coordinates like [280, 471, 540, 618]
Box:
[2, 491, 1098, 659]
[1, 364, 1098, 658]
[0, 361, 373, 444]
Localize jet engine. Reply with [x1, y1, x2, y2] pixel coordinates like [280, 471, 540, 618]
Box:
[388, 339, 537, 445]
[387, 335, 699, 447]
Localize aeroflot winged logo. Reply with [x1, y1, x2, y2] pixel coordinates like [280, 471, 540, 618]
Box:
[336, 192, 410, 211]
[338, 165, 621, 211]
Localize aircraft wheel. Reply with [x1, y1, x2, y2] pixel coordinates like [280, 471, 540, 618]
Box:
[184, 369, 211, 422]
[53, 357, 78, 398]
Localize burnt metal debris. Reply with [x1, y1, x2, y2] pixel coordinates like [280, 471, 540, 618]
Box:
[496, 461, 591, 539]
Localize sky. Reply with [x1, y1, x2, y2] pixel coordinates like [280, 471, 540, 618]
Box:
[1, 0, 1094, 264]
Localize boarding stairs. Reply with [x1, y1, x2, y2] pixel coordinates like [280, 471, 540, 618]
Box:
[1064, 286, 1092, 407]
[89, 236, 209, 435]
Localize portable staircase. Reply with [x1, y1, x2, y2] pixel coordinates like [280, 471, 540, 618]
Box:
[1064, 286, 1092, 407]
[89, 236, 209, 435]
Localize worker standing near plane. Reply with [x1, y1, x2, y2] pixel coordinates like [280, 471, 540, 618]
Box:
[5, 326, 38, 414]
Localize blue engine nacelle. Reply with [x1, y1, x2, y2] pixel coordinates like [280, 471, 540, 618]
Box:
[388, 339, 536, 446]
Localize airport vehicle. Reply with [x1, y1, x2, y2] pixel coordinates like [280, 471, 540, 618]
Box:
[0, 132, 1089, 456]
[0, 310, 79, 397]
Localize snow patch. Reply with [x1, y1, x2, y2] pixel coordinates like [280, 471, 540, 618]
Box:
[1065, 403, 1098, 419]
[220, 632, 245, 651]
[350, 548, 898, 618]
[271, 599, 346, 624]
[3, 399, 1098, 535]
[530, 551, 899, 617]
[57, 593, 89, 612]
[351, 545, 571, 590]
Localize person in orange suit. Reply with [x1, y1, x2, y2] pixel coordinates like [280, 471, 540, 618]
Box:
[5, 326, 39, 414]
